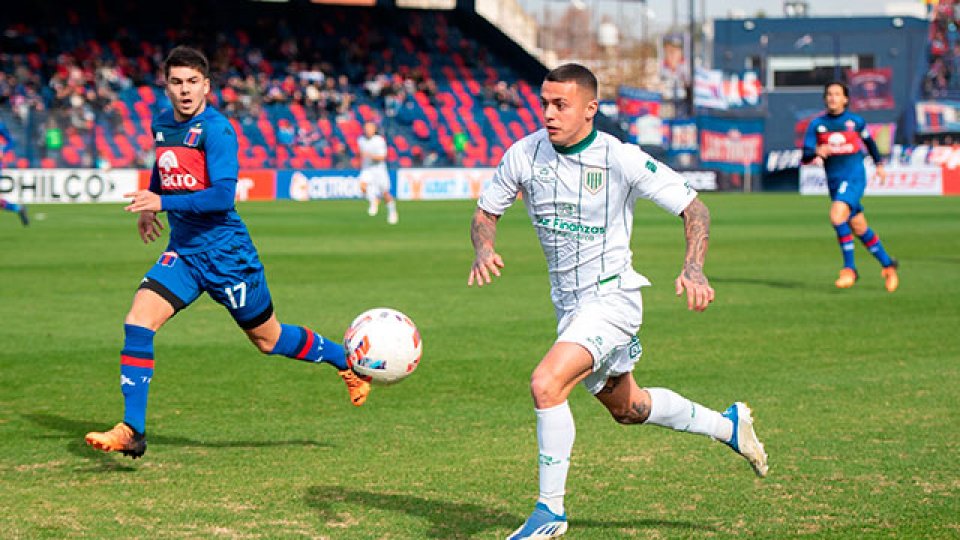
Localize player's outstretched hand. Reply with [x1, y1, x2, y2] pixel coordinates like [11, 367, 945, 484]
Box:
[675, 266, 715, 312]
[136, 211, 164, 244]
[468, 252, 504, 287]
[124, 190, 162, 213]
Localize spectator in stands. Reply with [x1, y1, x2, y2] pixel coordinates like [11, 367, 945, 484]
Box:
[277, 118, 296, 147]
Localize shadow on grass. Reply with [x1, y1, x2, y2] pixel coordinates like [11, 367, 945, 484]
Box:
[305, 485, 715, 538]
[575, 516, 718, 535]
[305, 485, 519, 539]
[23, 413, 333, 470]
[711, 276, 805, 289]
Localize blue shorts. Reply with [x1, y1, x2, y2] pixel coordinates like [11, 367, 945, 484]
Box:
[139, 233, 274, 329]
[829, 179, 865, 216]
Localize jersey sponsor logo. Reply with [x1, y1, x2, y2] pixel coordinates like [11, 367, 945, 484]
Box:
[155, 132, 164, 142]
[183, 125, 202, 147]
[582, 167, 606, 194]
[535, 216, 605, 241]
[557, 202, 577, 217]
[534, 166, 555, 183]
[645, 160, 658, 173]
[817, 132, 861, 156]
[157, 148, 207, 191]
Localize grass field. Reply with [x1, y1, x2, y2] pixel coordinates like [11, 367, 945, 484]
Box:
[1, 194, 958, 539]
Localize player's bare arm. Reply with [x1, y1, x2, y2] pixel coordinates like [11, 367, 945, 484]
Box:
[675, 197, 715, 312]
[135, 211, 164, 244]
[468, 207, 504, 287]
[124, 190, 162, 213]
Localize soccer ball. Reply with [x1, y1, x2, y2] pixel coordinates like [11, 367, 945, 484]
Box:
[344, 308, 422, 385]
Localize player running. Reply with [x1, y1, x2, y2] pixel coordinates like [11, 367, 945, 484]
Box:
[0, 122, 28, 226]
[85, 46, 370, 459]
[802, 81, 899, 291]
[468, 64, 768, 539]
[357, 121, 398, 224]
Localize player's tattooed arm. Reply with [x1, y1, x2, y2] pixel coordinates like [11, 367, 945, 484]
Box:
[681, 197, 710, 282]
[675, 197, 715, 311]
[468, 208, 505, 287]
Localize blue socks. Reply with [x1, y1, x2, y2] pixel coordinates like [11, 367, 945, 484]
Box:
[833, 223, 856, 269]
[858, 228, 894, 267]
[120, 324, 155, 435]
[270, 324, 347, 370]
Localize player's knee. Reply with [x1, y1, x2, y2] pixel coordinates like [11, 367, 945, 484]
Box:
[529, 371, 563, 408]
[608, 405, 646, 425]
[124, 311, 163, 331]
[250, 334, 277, 354]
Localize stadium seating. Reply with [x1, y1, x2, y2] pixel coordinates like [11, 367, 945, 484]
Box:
[0, 1, 546, 169]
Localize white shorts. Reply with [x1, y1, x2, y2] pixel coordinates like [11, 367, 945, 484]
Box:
[555, 273, 646, 395]
[359, 168, 390, 197]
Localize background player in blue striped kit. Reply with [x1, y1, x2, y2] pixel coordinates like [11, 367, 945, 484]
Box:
[85, 46, 370, 459]
[802, 81, 899, 291]
[0, 120, 29, 226]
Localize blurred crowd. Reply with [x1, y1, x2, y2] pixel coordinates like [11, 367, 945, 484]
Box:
[924, 0, 960, 98]
[0, 3, 524, 169]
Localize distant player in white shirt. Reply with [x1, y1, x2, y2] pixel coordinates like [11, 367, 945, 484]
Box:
[357, 122, 398, 224]
[468, 64, 769, 540]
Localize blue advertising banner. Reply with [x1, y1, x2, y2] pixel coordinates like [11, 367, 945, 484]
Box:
[698, 116, 765, 174]
[276, 169, 397, 200]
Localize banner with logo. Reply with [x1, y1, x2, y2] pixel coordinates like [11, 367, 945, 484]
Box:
[694, 68, 727, 110]
[276, 169, 373, 200]
[694, 69, 762, 110]
[660, 33, 689, 100]
[698, 117, 764, 174]
[915, 100, 960, 134]
[396, 168, 495, 200]
[800, 163, 943, 195]
[0, 169, 139, 203]
[846, 67, 895, 110]
[617, 86, 663, 146]
[237, 170, 277, 201]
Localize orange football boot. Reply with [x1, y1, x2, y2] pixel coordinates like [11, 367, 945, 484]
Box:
[85, 422, 147, 459]
[835, 267, 858, 289]
[339, 369, 371, 406]
[881, 260, 899, 293]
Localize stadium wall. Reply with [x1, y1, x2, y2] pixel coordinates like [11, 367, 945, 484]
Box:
[2, 165, 954, 204]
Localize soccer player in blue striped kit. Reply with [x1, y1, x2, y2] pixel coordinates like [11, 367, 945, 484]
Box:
[802, 81, 899, 291]
[85, 46, 370, 459]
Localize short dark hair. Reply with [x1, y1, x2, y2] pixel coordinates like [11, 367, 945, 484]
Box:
[824, 81, 849, 98]
[544, 63, 598, 99]
[164, 46, 209, 79]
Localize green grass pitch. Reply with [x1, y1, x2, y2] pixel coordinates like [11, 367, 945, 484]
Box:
[1, 194, 958, 538]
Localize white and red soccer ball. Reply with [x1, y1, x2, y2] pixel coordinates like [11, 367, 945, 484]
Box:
[344, 308, 422, 385]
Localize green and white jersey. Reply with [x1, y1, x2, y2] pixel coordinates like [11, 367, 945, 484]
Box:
[478, 128, 696, 308]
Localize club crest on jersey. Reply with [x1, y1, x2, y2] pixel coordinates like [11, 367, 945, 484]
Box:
[845, 119, 856, 130]
[183, 125, 202, 147]
[158, 251, 179, 267]
[155, 131, 164, 142]
[582, 167, 606, 194]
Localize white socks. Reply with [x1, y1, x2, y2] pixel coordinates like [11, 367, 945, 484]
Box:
[645, 387, 733, 443]
[536, 401, 574, 516]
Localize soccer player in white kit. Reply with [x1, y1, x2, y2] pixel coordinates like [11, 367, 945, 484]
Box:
[468, 64, 769, 540]
[357, 121, 398, 224]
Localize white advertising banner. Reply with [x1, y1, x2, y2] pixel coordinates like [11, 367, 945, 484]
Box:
[396, 168, 496, 200]
[800, 164, 943, 196]
[0, 169, 140, 203]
